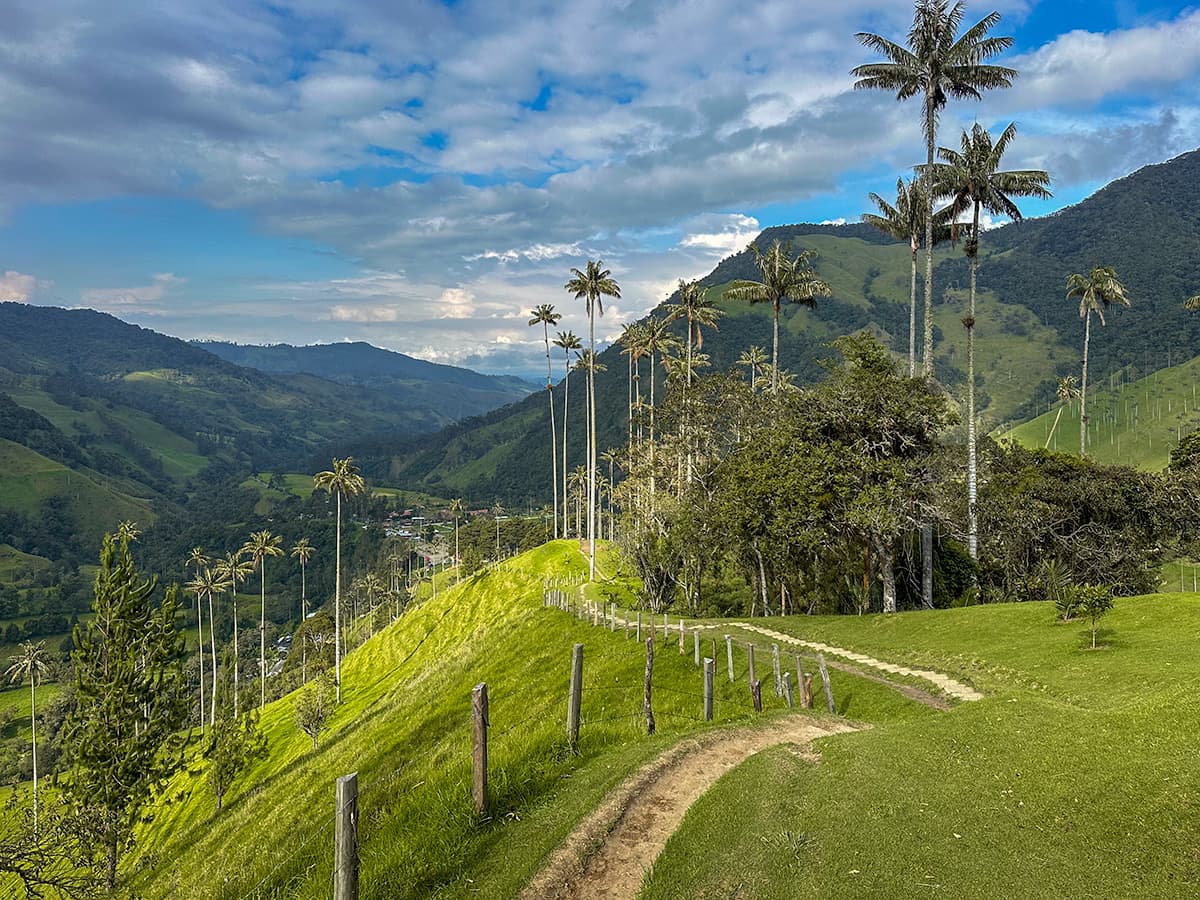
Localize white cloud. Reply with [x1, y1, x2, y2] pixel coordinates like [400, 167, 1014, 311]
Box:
[438, 287, 476, 319]
[0, 270, 41, 301]
[679, 213, 761, 254]
[819, 217, 848, 226]
[80, 273, 184, 311]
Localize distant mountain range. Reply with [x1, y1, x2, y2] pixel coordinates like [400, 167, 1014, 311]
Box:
[371, 147, 1200, 503]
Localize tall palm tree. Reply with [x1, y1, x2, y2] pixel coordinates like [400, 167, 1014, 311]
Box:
[314, 457, 366, 702]
[116, 520, 141, 543]
[641, 317, 680, 505]
[725, 240, 831, 392]
[186, 567, 230, 727]
[214, 549, 253, 717]
[528, 304, 563, 539]
[565, 261, 621, 582]
[243, 530, 284, 710]
[666, 280, 723, 389]
[290, 537, 314, 623]
[1066, 267, 1131, 457]
[449, 499, 464, 561]
[1045, 375, 1080, 450]
[737, 345, 768, 391]
[183, 547, 210, 729]
[931, 121, 1050, 560]
[853, 0, 1017, 377]
[6, 641, 50, 834]
[619, 322, 648, 447]
[862, 177, 952, 376]
[553, 331, 582, 537]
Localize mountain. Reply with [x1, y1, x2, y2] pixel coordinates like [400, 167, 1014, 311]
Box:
[375, 148, 1200, 504]
[196, 340, 536, 421]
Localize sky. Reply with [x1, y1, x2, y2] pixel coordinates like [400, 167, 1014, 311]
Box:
[0, 1, 1198, 379]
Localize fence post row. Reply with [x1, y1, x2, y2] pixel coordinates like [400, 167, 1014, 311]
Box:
[567, 644, 583, 754]
[334, 772, 359, 900]
[703, 657, 714, 721]
[472, 683, 489, 816]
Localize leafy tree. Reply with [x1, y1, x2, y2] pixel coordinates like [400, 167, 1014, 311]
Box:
[1065, 266, 1131, 457]
[63, 533, 189, 890]
[293, 673, 336, 750]
[528, 304, 563, 539]
[853, 0, 1016, 376]
[932, 121, 1051, 559]
[564, 260, 621, 582]
[725, 239, 831, 393]
[5, 640, 51, 835]
[313, 457, 366, 703]
[204, 666, 267, 812]
[1074, 585, 1114, 649]
[242, 529, 284, 711]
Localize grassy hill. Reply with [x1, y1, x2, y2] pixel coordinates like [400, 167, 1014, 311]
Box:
[1004, 353, 1200, 470]
[22, 540, 1188, 898]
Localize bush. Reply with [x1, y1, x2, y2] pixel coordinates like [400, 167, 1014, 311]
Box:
[1074, 585, 1114, 649]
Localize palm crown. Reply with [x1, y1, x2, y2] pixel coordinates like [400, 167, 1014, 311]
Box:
[1066, 266, 1131, 326]
[314, 456, 366, 499]
[863, 177, 952, 251]
[564, 260, 620, 318]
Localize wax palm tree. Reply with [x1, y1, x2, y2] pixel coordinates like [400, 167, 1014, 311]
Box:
[568, 466, 588, 536]
[1044, 375, 1080, 450]
[1185, 295, 1200, 311]
[642, 317, 680, 505]
[187, 566, 230, 727]
[931, 121, 1051, 559]
[6, 641, 50, 834]
[291, 537, 314, 623]
[314, 457, 366, 702]
[243, 530, 283, 710]
[183, 547, 210, 728]
[449, 499, 464, 561]
[528, 304, 563, 539]
[214, 549, 253, 716]
[116, 520, 141, 543]
[619, 322, 648, 446]
[862, 178, 952, 376]
[1066, 267, 1131, 457]
[725, 240, 831, 392]
[737, 345, 769, 391]
[666, 280, 723, 388]
[853, 0, 1017, 376]
[553, 330, 583, 537]
[565, 261, 621, 582]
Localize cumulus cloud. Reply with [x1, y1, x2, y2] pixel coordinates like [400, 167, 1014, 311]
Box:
[80, 273, 185, 311]
[679, 214, 761, 254]
[0, 270, 41, 302]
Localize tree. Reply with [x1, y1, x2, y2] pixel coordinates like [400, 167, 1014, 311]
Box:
[183, 547, 210, 732]
[667, 280, 723, 485]
[528, 304, 563, 539]
[619, 322, 648, 447]
[5, 641, 50, 835]
[242, 529, 284, 711]
[931, 121, 1051, 559]
[853, 0, 1016, 376]
[565, 260, 621, 582]
[862, 177, 952, 376]
[204, 666, 267, 812]
[1185, 294, 1200, 311]
[641, 317, 681, 506]
[63, 533, 189, 889]
[1044, 375, 1080, 450]
[725, 240, 831, 393]
[737, 345, 768, 392]
[186, 566, 231, 728]
[314, 457, 366, 703]
[290, 537, 315, 624]
[293, 674, 336, 750]
[1065, 267, 1131, 457]
[553, 330, 582, 538]
[0, 797, 100, 899]
[213, 550, 253, 717]
[1074, 585, 1114, 649]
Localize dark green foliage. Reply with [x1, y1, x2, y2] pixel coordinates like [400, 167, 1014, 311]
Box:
[62, 534, 190, 889]
[1169, 430, 1200, 470]
[0, 795, 101, 898]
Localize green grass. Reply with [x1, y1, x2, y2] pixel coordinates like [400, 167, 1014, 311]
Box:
[642, 597, 1200, 898]
[0, 543, 50, 582]
[0, 683, 59, 743]
[1004, 354, 1200, 470]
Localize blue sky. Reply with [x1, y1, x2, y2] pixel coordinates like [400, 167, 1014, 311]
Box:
[1, 0, 1198, 377]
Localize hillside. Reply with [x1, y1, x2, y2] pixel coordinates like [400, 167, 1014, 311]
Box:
[375, 149, 1200, 504]
[197, 340, 535, 422]
[48, 540, 1200, 898]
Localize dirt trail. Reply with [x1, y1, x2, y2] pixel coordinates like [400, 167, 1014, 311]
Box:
[728, 622, 984, 702]
[519, 716, 854, 900]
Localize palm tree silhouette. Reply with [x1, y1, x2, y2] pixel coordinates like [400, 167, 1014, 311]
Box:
[214, 549, 253, 716]
[528, 304, 563, 539]
[553, 330, 582, 537]
[6, 640, 50, 834]
[1066, 267, 1131, 457]
[314, 457, 366, 702]
[243, 529, 283, 710]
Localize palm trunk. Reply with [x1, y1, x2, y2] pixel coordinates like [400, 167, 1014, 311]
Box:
[923, 95, 936, 377]
[562, 355, 570, 538]
[588, 309, 597, 582]
[334, 492, 343, 703]
[30, 680, 37, 835]
[967, 201, 979, 561]
[1081, 311, 1091, 457]
[771, 299, 781, 392]
[196, 595, 205, 733]
[909, 242, 918, 377]
[454, 517, 460, 564]
[544, 323, 559, 541]
[881, 543, 897, 614]
[233, 593, 239, 717]
[1045, 406, 1065, 449]
[627, 348, 633, 447]
[208, 590, 218, 727]
[649, 351, 657, 508]
[259, 565, 266, 710]
[686, 311, 694, 483]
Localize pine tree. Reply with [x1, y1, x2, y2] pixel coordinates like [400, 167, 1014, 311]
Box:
[62, 533, 190, 890]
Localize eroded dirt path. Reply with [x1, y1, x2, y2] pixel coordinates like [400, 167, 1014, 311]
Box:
[519, 716, 854, 900]
[728, 622, 984, 702]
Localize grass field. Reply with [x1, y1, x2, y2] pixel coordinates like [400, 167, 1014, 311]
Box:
[0, 543, 50, 582]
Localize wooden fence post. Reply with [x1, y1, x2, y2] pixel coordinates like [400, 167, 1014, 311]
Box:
[610, 603, 616, 632]
[678, 623, 685, 654]
[725, 635, 733, 682]
[693, 630, 701, 666]
[637, 611, 642, 642]
[747, 644, 756, 686]
[751, 679, 762, 712]
[624, 615, 630, 639]
[567, 644, 583, 754]
[334, 772, 358, 900]
[816, 654, 835, 713]
[472, 683, 489, 816]
[703, 657, 714, 721]
[803, 674, 814, 709]
[783, 672, 794, 709]
[644, 637, 656, 735]
[772, 644, 782, 697]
